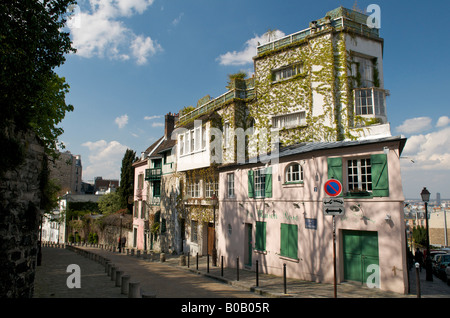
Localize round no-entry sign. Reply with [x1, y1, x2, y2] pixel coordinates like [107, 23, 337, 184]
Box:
[324, 179, 342, 197]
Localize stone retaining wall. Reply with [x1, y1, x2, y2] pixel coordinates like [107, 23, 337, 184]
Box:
[0, 128, 45, 298]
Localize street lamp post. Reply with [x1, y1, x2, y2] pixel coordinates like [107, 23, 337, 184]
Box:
[420, 187, 433, 281]
[211, 193, 218, 267]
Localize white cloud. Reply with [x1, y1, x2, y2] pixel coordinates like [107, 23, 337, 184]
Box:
[436, 116, 450, 128]
[400, 124, 450, 198]
[402, 126, 450, 171]
[217, 30, 285, 66]
[115, 114, 128, 128]
[172, 12, 184, 26]
[69, 0, 161, 64]
[152, 122, 164, 127]
[131, 35, 162, 65]
[81, 140, 128, 180]
[395, 117, 432, 135]
[144, 115, 161, 120]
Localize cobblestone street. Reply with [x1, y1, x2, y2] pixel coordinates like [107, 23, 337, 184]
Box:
[33, 245, 450, 299]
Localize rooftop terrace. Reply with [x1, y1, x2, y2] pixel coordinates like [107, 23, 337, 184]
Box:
[176, 77, 255, 126]
[256, 7, 380, 55]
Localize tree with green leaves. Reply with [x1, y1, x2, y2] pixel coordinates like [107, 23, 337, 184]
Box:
[98, 192, 123, 216]
[0, 0, 76, 176]
[412, 226, 427, 248]
[117, 149, 138, 213]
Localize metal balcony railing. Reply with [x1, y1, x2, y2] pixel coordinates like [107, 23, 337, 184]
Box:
[177, 79, 255, 126]
[256, 7, 380, 56]
[145, 168, 162, 181]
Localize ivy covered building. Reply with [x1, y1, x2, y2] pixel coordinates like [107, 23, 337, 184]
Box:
[214, 7, 407, 294]
[249, 6, 390, 157]
[132, 7, 409, 294]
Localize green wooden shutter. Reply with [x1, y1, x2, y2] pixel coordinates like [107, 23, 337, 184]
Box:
[327, 157, 343, 182]
[264, 167, 272, 198]
[327, 157, 343, 196]
[280, 224, 298, 259]
[280, 224, 288, 257]
[371, 154, 389, 197]
[288, 224, 298, 259]
[248, 170, 254, 198]
[255, 221, 266, 251]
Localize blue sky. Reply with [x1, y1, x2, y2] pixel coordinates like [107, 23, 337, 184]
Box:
[57, 0, 450, 199]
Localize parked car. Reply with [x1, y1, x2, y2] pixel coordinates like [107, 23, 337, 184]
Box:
[434, 253, 450, 279]
[446, 264, 450, 285]
[431, 251, 448, 274]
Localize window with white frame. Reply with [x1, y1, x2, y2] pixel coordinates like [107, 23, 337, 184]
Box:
[195, 126, 201, 151]
[179, 134, 184, 155]
[187, 180, 201, 198]
[347, 158, 372, 192]
[227, 173, 235, 198]
[285, 163, 303, 183]
[179, 126, 205, 156]
[202, 127, 207, 149]
[272, 63, 304, 82]
[254, 169, 266, 198]
[352, 55, 374, 88]
[355, 88, 386, 117]
[191, 220, 198, 243]
[190, 129, 195, 152]
[272, 111, 306, 130]
[205, 179, 218, 198]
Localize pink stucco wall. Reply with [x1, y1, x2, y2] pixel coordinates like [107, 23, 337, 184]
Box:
[217, 139, 408, 294]
[133, 161, 148, 250]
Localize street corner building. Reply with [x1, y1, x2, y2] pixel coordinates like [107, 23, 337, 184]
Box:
[130, 7, 410, 295]
[217, 136, 408, 294]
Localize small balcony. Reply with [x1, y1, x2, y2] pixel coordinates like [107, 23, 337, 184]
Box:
[145, 168, 162, 181]
[149, 196, 161, 206]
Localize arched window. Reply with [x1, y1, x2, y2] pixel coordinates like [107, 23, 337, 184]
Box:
[285, 163, 303, 183]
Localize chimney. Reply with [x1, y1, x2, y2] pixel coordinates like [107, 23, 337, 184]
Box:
[165, 112, 175, 138]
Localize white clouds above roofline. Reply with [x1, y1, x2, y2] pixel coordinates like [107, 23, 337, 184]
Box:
[216, 30, 285, 66]
[68, 0, 161, 65]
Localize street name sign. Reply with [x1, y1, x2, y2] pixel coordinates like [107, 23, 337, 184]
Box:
[323, 198, 345, 216]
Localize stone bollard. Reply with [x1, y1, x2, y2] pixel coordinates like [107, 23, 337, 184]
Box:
[108, 263, 115, 276]
[121, 275, 130, 295]
[137, 250, 140, 257]
[105, 261, 111, 274]
[160, 253, 166, 262]
[142, 291, 156, 298]
[128, 282, 141, 298]
[179, 255, 186, 266]
[111, 266, 117, 281]
[115, 270, 123, 287]
[143, 250, 148, 259]
[131, 249, 135, 256]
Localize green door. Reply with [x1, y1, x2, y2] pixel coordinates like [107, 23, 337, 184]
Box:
[343, 230, 379, 284]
